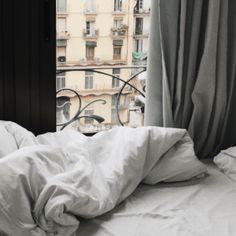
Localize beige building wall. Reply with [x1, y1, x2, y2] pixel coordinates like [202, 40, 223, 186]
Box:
[61, 0, 135, 64]
[56, 0, 150, 131]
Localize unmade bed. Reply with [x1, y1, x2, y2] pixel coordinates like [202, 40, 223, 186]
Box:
[0, 120, 236, 236]
[78, 160, 236, 236]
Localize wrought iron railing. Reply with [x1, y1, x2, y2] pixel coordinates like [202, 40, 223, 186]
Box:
[56, 66, 146, 132]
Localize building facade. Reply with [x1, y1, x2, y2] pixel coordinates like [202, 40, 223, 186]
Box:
[56, 0, 150, 132]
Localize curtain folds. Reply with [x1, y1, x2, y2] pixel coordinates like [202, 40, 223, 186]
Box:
[0, 0, 56, 135]
[145, 0, 236, 158]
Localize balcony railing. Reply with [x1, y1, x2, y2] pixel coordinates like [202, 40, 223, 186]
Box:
[83, 29, 99, 38]
[56, 66, 146, 133]
[111, 25, 128, 38]
[134, 8, 151, 15]
[57, 30, 71, 40]
[84, 6, 97, 15]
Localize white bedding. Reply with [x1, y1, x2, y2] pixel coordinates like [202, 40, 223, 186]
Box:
[78, 161, 236, 236]
[214, 147, 236, 182]
[0, 121, 206, 236]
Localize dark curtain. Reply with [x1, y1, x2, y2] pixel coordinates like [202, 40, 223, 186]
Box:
[145, 0, 236, 158]
[0, 0, 56, 135]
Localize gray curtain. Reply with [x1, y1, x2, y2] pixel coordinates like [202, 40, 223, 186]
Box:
[144, 0, 236, 158]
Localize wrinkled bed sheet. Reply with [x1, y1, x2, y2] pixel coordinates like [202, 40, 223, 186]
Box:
[78, 161, 236, 236]
[0, 121, 206, 236]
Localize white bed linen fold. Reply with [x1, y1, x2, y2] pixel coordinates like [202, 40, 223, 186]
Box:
[214, 147, 236, 181]
[0, 124, 206, 235]
[78, 161, 236, 236]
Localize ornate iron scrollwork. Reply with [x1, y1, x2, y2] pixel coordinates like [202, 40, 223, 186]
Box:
[56, 66, 146, 131]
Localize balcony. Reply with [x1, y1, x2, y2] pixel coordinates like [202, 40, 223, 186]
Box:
[56, 10, 68, 17]
[84, 7, 97, 16]
[83, 29, 99, 39]
[112, 9, 125, 16]
[133, 34, 149, 39]
[56, 66, 146, 133]
[134, 8, 151, 15]
[111, 25, 128, 38]
[56, 30, 70, 40]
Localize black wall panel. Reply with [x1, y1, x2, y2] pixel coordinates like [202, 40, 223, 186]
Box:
[0, 0, 56, 135]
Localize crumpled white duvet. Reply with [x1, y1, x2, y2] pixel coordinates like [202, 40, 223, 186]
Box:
[214, 147, 236, 182]
[0, 122, 206, 236]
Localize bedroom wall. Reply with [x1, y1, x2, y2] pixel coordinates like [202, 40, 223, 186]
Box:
[0, 0, 56, 135]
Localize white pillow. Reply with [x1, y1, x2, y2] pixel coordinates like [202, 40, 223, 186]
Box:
[214, 147, 236, 182]
[0, 125, 18, 158]
[143, 133, 207, 184]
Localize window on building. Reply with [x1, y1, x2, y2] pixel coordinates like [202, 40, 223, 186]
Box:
[113, 46, 122, 60]
[57, 42, 66, 62]
[135, 17, 143, 35]
[86, 46, 95, 60]
[112, 68, 120, 88]
[55, 1, 151, 132]
[114, 19, 122, 28]
[56, 72, 66, 90]
[85, 71, 94, 89]
[135, 39, 143, 52]
[86, 0, 95, 12]
[57, 18, 66, 32]
[138, 0, 143, 10]
[84, 109, 94, 124]
[57, 39, 67, 47]
[57, 0, 67, 12]
[86, 21, 95, 35]
[114, 0, 122, 12]
[113, 19, 123, 36]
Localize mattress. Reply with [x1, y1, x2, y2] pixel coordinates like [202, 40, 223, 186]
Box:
[77, 160, 236, 236]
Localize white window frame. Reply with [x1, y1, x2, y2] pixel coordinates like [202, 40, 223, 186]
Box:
[86, 21, 95, 35]
[56, 72, 66, 90]
[85, 71, 94, 89]
[114, 0, 122, 12]
[135, 39, 143, 52]
[135, 17, 143, 35]
[86, 0, 95, 12]
[112, 68, 120, 88]
[113, 46, 122, 60]
[57, 0, 67, 12]
[86, 46, 95, 61]
[138, 0, 143, 10]
[57, 18, 66, 32]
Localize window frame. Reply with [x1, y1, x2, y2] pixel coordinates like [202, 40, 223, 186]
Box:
[112, 68, 121, 88]
[85, 71, 94, 89]
[114, 0, 122, 12]
[86, 21, 95, 35]
[135, 17, 143, 35]
[113, 45, 122, 60]
[138, 0, 143, 10]
[86, 45, 95, 61]
[135, 39, 143, 52]
[56, 72, 66, 90]
[86, 0, 95, 12]
[57, 0, 67, 12]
